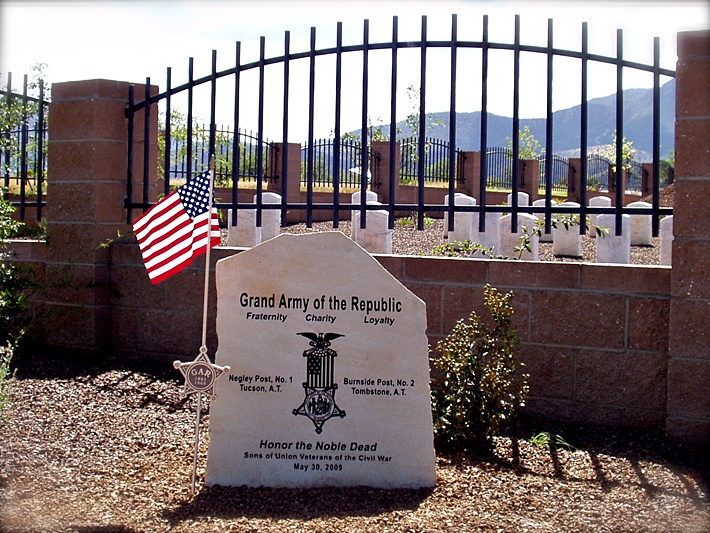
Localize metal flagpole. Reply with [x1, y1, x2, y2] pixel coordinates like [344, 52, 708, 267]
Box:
[173, 154, 229, 497]
[192, 155, 215, 496]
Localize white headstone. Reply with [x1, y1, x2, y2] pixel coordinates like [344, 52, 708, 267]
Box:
[596, 214, 631, 264]
[227, 209, 261, 248]
[498, 213, 539, 260]
[507, 191, 530, 207]
[532, 199, 553, 242]
[255, 192, 282, 242]
[471, 211, 501, 257]
[353, 208, 392, 254]
[589, 196, 612, 238]
[627, 201, 653, 246]
[443, 193, 476, 243]
[206, 232, 436, 489]
[552, 202, 583, 258]
[660, 215, 673, 266]
[350, 191, 381, 244]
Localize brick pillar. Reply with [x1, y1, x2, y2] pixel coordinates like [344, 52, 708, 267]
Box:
[370, 140, 400, 205]
[45, 79, 158, 357]
[519, 159, 540, 202]
[459, 151, 481, 199]
[271, 143, 302, 223]
[667, 30, 710, 444]
[568, 158, 581, 203]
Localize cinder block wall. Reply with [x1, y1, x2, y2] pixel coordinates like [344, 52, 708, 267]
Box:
[666, 30, 710, 443]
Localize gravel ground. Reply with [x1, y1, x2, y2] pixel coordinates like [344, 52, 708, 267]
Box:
[0, 353, 707, 533]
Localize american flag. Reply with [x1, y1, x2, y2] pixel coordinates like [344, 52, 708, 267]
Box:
[132, 170, 221, 284]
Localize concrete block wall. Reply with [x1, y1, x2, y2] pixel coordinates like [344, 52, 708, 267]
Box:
[666, 30, 710, 443]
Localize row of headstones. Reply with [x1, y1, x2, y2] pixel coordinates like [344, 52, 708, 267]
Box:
[225, 191, 673, 265]
[444, 192, 674, 264]
[225, 191, 394, 254]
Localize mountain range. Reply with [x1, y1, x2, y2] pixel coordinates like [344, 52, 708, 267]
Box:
[367, 79, 675, 162]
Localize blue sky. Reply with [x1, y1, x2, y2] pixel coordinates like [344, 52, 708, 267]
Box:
[1, 0, 708, 139]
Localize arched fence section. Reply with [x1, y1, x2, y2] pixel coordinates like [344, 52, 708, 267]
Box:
[125, 13, 675, 234]
[400, 136, 465, 185]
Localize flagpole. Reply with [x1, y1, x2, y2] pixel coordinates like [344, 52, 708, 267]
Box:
[189, 155, 216, 497]
[201, 155, 216, 349]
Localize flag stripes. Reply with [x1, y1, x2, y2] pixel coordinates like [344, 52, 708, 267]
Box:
[132, 170, 221, 284]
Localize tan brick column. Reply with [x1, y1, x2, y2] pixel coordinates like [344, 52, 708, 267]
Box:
[45, 79, 157, 356]
[666, 30, 710, 444]
[458, 151, 481, 199]
[370, 140, 400, 205]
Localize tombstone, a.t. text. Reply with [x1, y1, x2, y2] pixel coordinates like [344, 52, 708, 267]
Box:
[205, 231, 436, 489]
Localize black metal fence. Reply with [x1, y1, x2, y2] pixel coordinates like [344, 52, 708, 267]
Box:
[1, 72, 49, 221]
[400, 136, 465, 185]
[165, 125, 279, 187]
[299, 138, 379, 189]
[126, 13, 675, 234]
[538, 155, 571, 195]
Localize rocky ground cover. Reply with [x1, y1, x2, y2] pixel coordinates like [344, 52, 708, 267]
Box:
[0, 353, 707, 532]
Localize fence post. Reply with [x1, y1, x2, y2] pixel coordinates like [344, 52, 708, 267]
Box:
[666, 29, 710, 444]
[567, 157, 581, 203]
[370, 140, 400, 206]
[44, 79, 158, 357]
[519, 159, 540, 202]
[459, 151, 481, 199]
[272, 142, 302, 223]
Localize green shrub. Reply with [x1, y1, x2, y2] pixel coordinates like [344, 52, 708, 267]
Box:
[0, 193, 30, 347]
[431, 284, 529, 453]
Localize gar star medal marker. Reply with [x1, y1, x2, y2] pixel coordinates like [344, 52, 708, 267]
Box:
[174, 346, 230, 400]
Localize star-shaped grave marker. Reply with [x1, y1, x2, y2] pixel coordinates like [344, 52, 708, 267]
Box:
[174, 346, 230, 400]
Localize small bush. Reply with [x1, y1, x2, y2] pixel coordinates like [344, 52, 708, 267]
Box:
[431, 284, 529, 453]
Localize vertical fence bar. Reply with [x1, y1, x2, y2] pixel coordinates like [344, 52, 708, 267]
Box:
[281, 31, 290, 226]
[479, 15, 489, 232]
[448, 15, 457, 232]
[18, 75, 28, 221]
[388, 16, 399, 229]
[615, 28, 623, 235]
[579, 22, 588, 234]
[36, 80, 45, 220]
[417, 15, 427, 230]
[2, 73, 11, 193]
[209, 50, 218, 167]
[652, 36, 661, 237]
[142, 78, 151, 212]
[511, 15, 521, 232]
[187, 58, 194, 183]
[232, 43, 241, 226]
[256, 37, 266, 227]
[360, 19, 370, 230]
[164, 68, 172, 197]
[333, 23, 343, 227]
[306, 27, 316, 227]
[544, 18, 554, 234]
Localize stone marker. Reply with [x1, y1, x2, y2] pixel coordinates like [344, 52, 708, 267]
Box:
[596, 214, 631, 264]
[226, 208, 260, 247]
[627, 200, 653, 246]
[499, 213, 539, 260]
[443, 193, 476, 243]
[532, 199, 553, 242]
[660, 215, 673, 266]
[589, 196, 612, 238]
[206, 231, 436, 489]
[552, 202, 583, 257]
